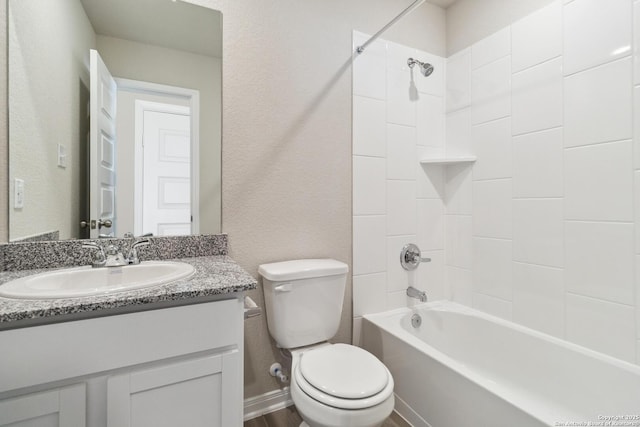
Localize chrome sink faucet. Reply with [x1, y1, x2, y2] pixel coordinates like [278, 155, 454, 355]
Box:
[406, 286, 428, 302]
[82, 238, 151, 268]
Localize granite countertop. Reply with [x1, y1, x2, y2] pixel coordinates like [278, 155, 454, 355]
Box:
[0, 255, 257, 326]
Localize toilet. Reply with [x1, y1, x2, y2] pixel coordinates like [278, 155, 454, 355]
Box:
[259, 259, 395, 427]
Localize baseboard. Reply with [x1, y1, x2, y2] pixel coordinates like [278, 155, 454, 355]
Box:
[243, 387, 294, 421]
[394, 393, 430, 427]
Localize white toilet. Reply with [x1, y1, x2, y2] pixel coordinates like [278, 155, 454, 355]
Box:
[259, 259, 395, 427]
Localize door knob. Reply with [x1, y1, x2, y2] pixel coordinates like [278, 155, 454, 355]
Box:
[98, 219, 112, 229]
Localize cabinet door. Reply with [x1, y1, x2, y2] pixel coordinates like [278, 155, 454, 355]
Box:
[0, 383, 86, 427]
[107, 350, 240, 427]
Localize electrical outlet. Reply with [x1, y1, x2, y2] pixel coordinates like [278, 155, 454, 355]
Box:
[14, 178, 24, 209]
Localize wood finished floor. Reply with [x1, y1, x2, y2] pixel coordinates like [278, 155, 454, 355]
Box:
[244, 406, 411, 427]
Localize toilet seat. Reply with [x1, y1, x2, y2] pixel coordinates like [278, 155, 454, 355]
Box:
[294, 344, 394, 410]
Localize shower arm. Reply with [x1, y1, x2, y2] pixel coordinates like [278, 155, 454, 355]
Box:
[355, 0, 426, 54]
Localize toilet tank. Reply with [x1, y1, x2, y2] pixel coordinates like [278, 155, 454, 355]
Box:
[259, 259, 349, 349]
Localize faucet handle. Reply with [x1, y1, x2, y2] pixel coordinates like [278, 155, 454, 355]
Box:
[82, 242, 106, 268]
[127, 239, 150, 265]
[400, 243, 431, 271]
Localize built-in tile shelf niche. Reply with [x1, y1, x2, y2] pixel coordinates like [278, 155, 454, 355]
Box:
[419, 156, 476, 166]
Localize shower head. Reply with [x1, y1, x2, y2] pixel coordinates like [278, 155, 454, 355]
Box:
[408, 58, 434, 77]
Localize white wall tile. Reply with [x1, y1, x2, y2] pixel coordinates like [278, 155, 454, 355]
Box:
[564, 57, 632, 148]
[637, 172, 640, 254]
[446, 48, 471, 112]
[353, 32, 386, 100]
[353, 156, 386, 215]
[565, 140, 633, 222]
[564, 0, 632, 75]
[446, 267, 473, 306]
[353, 96, 386, 157]
[473, 237, 513, 301]
[637, 340, 640, 365]
[387, 290, 409, 310]
[566, 293, 636, 363]
[417, 250, 445, 301]
[473, 179, 512, 239]
[387, 124, 416, 180]
[387, 69, 416, 126]
[513, 128, 563, 198]
[473, 293, 512, 321]
[445, 164, 473, 215]
[636, 256, 640, 340]
[512, 1, 562, 73]
[634, 1, 640, 85]
[387, 235, 418, 292]
[472, 56, 511, 125]
[387, 181, 417, 236]
[414, 51, 445, 97]
[353, 215, 386, 275]
[513, 199, 563, 268]
[352, 317, 362, 347]
[513, 262, 564, 338]
[565, 221, 634, 305]
[417, 153, 445, 199]
[417, 94, 445, 148]
[387, 40, 416, 72]
[471, 117, 512, 180]
[446, 215, 472, 269]
[471, 27, 511, 70]
[353, 273, 387, 317]
[446, 108, 472, 156]
[512, 57, 563, 135]
[417, 198, 444, 250]
[635, 86, 640, 169]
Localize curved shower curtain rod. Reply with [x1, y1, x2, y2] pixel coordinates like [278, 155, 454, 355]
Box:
[355, 0, 426, 54]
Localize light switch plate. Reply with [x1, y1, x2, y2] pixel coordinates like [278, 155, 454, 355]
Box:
[14, 178, 24, 209]
[57, 144, 67, 168]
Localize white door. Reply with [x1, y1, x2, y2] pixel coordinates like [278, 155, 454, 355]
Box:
[89, 49, 117, 238]
[139, 104, 192, 236]
[0, 384, 86, 427]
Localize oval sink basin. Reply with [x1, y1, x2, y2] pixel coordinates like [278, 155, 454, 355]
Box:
[0, 261, 195, 299]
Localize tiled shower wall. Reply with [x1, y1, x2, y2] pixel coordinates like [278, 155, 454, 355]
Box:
[351, 32, 446, 343]
[445, 0, 639, 364]
[353, 0, 640, 365]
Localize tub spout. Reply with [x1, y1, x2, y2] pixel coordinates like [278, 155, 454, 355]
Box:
[407, 286, 427, 302]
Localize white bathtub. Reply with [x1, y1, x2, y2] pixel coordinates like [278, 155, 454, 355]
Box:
[362, 301, 640, 427]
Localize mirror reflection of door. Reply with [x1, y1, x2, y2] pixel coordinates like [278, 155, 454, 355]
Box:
[114, 80, 200, 238]
[139, 102, 193, 236]
[89, 49, 117, 239]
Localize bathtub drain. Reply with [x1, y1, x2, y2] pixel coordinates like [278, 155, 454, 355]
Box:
[411, 313, 422, 328]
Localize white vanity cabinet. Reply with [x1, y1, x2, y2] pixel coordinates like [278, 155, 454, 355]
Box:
[0, 298, 244, 427]
[0, 383, 86, 427]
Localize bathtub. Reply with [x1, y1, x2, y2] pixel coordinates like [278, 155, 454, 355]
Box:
[362, 301, 640, 427]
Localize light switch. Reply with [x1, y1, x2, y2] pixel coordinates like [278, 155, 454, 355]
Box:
[57, 144, 67, 168]
[14, 178, 24, 209]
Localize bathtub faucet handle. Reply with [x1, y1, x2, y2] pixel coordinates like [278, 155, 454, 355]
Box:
[400, 243, 431, 271]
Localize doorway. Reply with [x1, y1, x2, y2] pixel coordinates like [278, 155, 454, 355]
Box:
[114, 79, 200, 237]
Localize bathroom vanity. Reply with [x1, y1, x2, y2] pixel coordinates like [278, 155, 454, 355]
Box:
[0, 236, 256, 427]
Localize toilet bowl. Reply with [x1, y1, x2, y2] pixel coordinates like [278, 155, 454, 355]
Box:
[258, 259, 396, 427]
[290, 343, 394, 427]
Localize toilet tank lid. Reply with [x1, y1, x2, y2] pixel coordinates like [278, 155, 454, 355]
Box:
[258, 259, 348, 281]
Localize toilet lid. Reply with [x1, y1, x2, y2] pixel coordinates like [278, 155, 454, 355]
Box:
[299, 343, 389, 399]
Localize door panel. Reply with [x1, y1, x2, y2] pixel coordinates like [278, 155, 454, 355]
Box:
[90, 49, 117, 238]
[141, 109, 191, 236]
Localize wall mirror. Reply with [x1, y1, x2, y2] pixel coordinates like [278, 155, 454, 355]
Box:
[8, 0, 222, 241]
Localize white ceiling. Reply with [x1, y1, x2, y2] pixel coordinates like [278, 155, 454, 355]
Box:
[80, 0, 222, 58]
[426, 0, 459, 8]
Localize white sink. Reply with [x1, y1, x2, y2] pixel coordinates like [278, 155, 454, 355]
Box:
[0, 261, 196, 299]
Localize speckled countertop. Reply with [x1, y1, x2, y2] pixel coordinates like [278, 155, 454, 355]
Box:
[0, 255, 257, 326]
